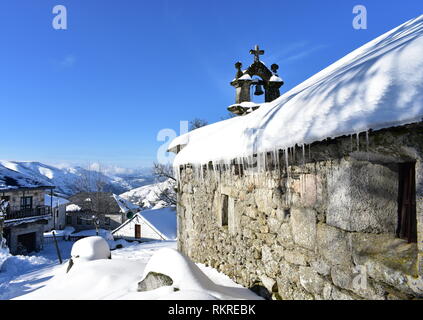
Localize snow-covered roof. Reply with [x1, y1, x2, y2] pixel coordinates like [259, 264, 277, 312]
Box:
[170, 15, 423, 167]
[140, 207, 177, 240]
[112, 194, 141, 214]
[44, 194, 70, 208]
[228, 102, 260, 109]
[66, 204, 82, 212]
[239, 74, 252, 80]
[269, 75, 283, 82]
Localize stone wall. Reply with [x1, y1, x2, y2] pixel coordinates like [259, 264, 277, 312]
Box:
[177, 123, 423, 300]
[66, 212, 124, 231]
[5, 222, 45, 255]
[1, 189, 46, 210]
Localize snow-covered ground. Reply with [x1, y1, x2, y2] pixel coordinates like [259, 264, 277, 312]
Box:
[0, 238, 260, 300]
[0, 240, 75, 300]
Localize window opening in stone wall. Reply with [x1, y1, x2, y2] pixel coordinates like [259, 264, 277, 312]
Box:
[221, 194, 229, 227]
[397, 162, 417, 243]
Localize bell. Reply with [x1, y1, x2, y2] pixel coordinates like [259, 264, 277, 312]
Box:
[254, 84, 264, 96]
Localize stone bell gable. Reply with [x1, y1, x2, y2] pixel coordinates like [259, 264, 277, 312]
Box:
[229, 45, 284, 115]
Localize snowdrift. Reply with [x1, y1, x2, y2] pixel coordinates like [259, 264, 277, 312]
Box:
[141, 248, 261, 300]
[14, 247, 260, 300]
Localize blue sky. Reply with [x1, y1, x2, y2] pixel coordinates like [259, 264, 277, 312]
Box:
[0, 0, 421, 170]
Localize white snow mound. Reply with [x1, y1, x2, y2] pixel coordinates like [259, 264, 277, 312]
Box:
[70, 236, 111, 262]
[142, 248, 261, 300]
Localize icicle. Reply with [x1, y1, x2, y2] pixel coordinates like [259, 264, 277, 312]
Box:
[356, 133, 360, 152]
[285, 148, 289, 178]
[276, 149, 280, 172]
[212, 161, 217, 181]
[350, 134, 353, 153]
[284, 148, 290, 207]
[308, 144, 311, 161]
[366, 131, 369, 153]
[302, 144, 306, 167]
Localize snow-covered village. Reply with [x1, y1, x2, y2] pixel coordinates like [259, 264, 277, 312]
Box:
[1, 1, 423, 310]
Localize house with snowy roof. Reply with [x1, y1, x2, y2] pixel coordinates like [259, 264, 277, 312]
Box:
[112, 207, 177, 241]
[65, 192, 141, 232]
[44, 194, 70, 232]
[0, 164, 55, 255]
[169, 15, 423, 300]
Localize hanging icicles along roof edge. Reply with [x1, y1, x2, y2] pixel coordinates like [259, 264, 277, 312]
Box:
[169, 15, 423, 167]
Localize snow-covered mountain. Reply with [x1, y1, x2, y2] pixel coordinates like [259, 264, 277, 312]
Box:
[0, 161, 154, 196]
[119, 178, 176, 210]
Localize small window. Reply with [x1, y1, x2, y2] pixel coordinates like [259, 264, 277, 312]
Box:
[221, 195, 229, 227]
[397, 162, 417, 243]
[66, 215, 72, 225]
[20, 196, 33, 210]
[77, 216, 82, 225]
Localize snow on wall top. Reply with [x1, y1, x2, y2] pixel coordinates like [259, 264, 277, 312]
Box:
[66, 204, 82, 212]
[170, 15, 423, 167]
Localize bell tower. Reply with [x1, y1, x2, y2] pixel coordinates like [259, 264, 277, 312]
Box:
[229, 45, 284, 116]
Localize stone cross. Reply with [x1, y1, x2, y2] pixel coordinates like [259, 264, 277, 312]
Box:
[250, 45, 264, 62]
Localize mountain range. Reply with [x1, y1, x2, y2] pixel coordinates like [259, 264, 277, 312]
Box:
[0, 160, 156, 196]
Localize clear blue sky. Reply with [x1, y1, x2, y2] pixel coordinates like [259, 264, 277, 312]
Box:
[0, 0, 421, 169]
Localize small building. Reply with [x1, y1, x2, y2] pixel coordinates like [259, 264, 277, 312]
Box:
[112, 207, 177, 242]
[44, 194, 69, 231]
[65, 192, 139, 231]
[169, 16, 423, 300]
[0, 165, 54, 255]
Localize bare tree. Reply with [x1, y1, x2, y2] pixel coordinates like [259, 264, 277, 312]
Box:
[74, 163, 110, 235]
[189, 118, 208, 131]
[0, 199, 8, 249]
[151, 162, 177, 207]
[154, 181, 177, 207]
[153, 162, 176, 182]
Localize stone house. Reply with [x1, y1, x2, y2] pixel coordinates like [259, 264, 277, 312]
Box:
[65, 192, 138, 231]
[169, 16, 423, 300]
[44, 194, 70, 232]
[0, 167, 54, 255]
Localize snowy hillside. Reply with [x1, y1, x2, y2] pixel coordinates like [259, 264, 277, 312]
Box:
[0, 161, 154, 196]
[120, 179, 176, 210]
[0, 163, 53, 190]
